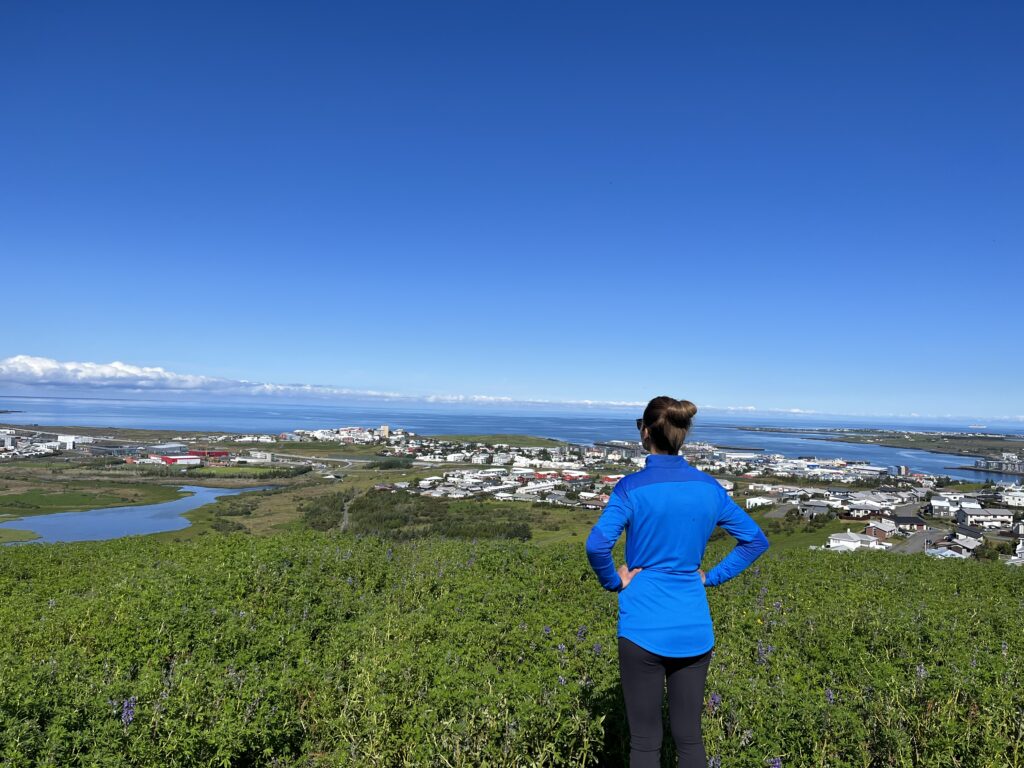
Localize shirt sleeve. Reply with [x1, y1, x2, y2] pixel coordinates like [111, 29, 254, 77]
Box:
[704, 488, 769, 587]
[585, 486, 631, 591]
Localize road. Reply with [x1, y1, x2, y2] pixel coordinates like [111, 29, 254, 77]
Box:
[892, 526, 946, 554]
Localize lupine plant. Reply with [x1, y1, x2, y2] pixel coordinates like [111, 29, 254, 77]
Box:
[0, 531, 1021, 766]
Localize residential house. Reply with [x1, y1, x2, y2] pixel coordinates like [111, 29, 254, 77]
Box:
[826, 529, 890, 551]
[864, 518, 898, 540]
[894, 515, 928, 533]
[957, 507, 1014, 530]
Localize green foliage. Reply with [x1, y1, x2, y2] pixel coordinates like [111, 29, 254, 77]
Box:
[300, 491, 356, 531]
[364, 457, 415, 470]
[346, 490, 531, 541]
[0, 534, 1022, 766]
[210, 518, 248, 533]
[189, 465, 312, 479]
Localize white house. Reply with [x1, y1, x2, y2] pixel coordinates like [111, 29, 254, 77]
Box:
[1001, 488, 1024, 508]
[958, 507, 1015, 530]
[746, 497, 775, 509]
[928, 497, 954, 518]
[1006, 539, 1024, 567]
[826, 529, 890, 552]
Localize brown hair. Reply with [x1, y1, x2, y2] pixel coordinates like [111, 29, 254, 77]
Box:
[641, 396, 698, 454]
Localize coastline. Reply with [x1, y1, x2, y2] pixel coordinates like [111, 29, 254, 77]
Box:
[736, 425, 1019, 461]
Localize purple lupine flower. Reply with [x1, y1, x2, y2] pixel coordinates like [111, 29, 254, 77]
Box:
[121, 696, 137, 726]
[385, 547, 393, 562]
[543, 626, 552, 636]
[708, 757, 722, 768]
[756, 640, 775, 665]
[558, 675, 567, 686]
[557, 643, 567, 653]
[592, 642, 603, 656]
[1001, 641, 1008, 657]
[752, 566, 761, 576]
[916, 663, 928, 680]
[707, 692, 722, 714]
[767, 759, 782, 768]
[576, 625, 588, 640]
[772, 600, 783, 612]
[825, 688, 835, 705]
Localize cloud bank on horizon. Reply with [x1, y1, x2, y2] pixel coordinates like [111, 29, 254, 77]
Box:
[0, 355, 654, 409]
[0, 355, 824, 414]
[3, 355, 1016, 421]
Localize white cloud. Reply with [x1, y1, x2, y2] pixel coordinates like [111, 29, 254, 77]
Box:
[0, 355, 846, 416]
[0, 355, 644, 409]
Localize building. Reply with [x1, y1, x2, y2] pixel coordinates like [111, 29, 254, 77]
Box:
[864, 518, 898, 539]
[826, 529, 889, 551]
[894, 515, 928, 533]
[957, 507, 1015, 530]
[149, 442, 189, 454]
[151, 454, 201, 467]
[746, 497, 774, 510]
[1001, 488, 1024, 508]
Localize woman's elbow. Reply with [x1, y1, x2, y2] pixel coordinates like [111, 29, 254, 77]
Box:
[756, 531, 770, 555]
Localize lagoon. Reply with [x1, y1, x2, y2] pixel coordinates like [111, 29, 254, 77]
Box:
[0, 485, 270, 544]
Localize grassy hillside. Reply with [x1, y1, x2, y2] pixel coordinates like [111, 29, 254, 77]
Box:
[1, 532, 1022, 767]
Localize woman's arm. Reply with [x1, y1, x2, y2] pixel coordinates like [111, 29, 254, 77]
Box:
[585, 488, 632, 591]
[703, 490, 769, 587]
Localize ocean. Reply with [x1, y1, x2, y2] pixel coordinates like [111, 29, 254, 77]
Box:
[2, 395, 1021, 482]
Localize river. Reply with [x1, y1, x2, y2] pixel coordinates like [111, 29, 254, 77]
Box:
[0, 485, 271, 544]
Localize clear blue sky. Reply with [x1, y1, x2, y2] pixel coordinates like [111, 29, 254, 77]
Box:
[2, 2, 1022, 417]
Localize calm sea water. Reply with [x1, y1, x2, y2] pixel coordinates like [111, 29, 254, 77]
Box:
[2, 395, 1021, 482]
[0, 485, 271, 543]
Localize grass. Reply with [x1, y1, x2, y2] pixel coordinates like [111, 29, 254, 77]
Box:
[0, 528, 39, 544]
[248, 442, 387, 459]
[187, 466, 289, 477]
[0, 483, 183, 518]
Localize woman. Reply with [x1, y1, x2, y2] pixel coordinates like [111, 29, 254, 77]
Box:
[585, 396, 769, 768]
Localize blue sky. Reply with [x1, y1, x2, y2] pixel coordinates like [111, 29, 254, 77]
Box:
[2, 2, 1022, 417]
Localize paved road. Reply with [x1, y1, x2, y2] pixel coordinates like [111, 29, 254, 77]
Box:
[892, 526, 946, 554]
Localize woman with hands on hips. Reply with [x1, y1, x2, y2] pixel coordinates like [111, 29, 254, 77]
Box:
[586, 396, 769, 768]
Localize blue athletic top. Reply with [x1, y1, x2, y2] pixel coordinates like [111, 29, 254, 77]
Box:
[585, 453, 769, 657]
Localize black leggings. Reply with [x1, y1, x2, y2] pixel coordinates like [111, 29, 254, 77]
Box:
[618, 637, 712, 768]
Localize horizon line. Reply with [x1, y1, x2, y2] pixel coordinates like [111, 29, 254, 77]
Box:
[1, 354, 1022, 424]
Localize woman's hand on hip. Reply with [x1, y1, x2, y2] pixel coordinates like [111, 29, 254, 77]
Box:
[698, 569, 706, 584]
[617, 563, 642, 590]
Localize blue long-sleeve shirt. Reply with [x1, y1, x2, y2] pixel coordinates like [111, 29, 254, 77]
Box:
[585, 453, 769, 657]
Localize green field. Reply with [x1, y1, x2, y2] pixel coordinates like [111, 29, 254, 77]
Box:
[0, 483, 183, 518]
[0, 528, 38, 544]
[1, 531, 1022, 766]
[187, 466, 305, 478]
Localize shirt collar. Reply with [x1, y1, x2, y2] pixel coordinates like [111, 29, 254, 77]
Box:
[644, 453, 689, 468]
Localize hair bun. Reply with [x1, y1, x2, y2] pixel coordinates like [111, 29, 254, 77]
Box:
[666, 399, 698, 426]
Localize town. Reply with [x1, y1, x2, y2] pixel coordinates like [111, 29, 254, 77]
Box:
[2, 423, 1022, 566]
